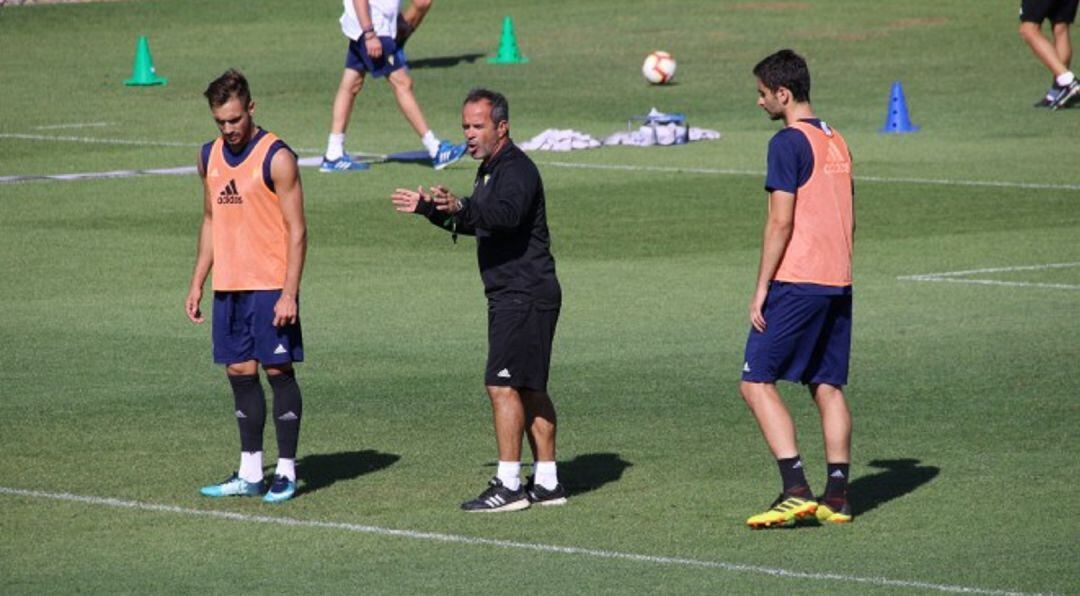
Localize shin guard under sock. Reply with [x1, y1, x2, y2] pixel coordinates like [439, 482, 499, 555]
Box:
[268, 370, 303, 459]
[229, 374, 266, 453]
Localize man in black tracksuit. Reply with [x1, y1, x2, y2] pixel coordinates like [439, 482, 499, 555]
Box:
[391, 88, 566, 512]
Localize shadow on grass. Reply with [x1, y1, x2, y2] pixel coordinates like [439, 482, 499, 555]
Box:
[561, 452, 633, 496]
[295, 449, 401, 497]
[850, 458, 940, 516]
[482, 452, 632, 496]
[409, 53, 485, 69]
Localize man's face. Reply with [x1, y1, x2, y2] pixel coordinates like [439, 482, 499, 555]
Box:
[756, 79, 785, 121]
[462, 100, 507, 160]
[211, 96, 255, 149]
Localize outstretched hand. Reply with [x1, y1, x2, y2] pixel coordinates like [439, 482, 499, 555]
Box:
[391, 186, 431, 213]
[431, 185, 462, 214]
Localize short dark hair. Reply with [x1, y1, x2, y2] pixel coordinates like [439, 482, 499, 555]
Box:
[204, 68, 251, 108]
[464, 88, 509, 124]
[753, 49, 810, 103]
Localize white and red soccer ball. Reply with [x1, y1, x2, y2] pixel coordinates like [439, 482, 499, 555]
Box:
[642, 51, 676, 85]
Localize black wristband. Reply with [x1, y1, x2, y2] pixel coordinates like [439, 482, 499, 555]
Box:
[415, 197, 434, 216]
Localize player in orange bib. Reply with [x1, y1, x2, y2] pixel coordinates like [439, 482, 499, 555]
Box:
[740, 50, 856, 528]
[185, 69, 309, 503]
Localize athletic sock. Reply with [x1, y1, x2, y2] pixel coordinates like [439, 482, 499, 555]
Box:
[496, 461, 521, 490]
[777, 456, 811, 497]
[239, 451, 264, 484]
[1056, 71, 1076, 87]
[421, 130, 441, 158]
[533, 461, 559, 490]
[824, 462, 850, 506]
[326, 133, 346, 160]
[268, 370, 303, 460]
[228, 374, 265, 454]
[275, 458, 296, 482]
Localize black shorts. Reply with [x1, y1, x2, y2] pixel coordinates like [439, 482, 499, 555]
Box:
[485, 299, 559, 392]
[1021, 0, 1078, 23]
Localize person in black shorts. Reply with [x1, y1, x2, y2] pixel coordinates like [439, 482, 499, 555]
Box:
[1019, 0, 1080, 108]
[391, 88, 567, 513]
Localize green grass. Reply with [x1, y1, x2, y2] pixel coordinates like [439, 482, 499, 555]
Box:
[2, 0, 1079, 593]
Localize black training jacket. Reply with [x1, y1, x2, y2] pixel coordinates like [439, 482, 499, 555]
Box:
[419, 141, 561, 305]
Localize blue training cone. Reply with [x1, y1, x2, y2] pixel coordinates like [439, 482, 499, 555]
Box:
[879, 81, 918, 134]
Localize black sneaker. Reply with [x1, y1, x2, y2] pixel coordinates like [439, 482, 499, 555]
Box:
[1049, 79, 1080, 110]
[524, 475, 568, 506]
[460, 477, 531, 512]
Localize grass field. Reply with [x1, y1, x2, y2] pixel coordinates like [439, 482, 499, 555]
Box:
[2, 0, 1079, 593]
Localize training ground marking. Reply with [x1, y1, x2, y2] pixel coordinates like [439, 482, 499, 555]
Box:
[537, 161, 1080, 192]
[898, 262, 1080, 290]
[0, 486, 1038, 595]
[32, 122, 113, 131]
[3, 132, 1080, 192]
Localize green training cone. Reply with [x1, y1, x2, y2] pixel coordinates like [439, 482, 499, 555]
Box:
[124, 36, 167, 86]
[487, 16, 528, 64]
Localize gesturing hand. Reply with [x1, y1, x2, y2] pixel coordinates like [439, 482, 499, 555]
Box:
[431, 185, 461, 214]
[391, 186, 431, 213]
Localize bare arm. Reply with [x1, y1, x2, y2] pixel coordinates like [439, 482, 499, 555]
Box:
[749, 190, 795, 332]
[271, 148, 307, 327]
[185, 151, 214, 324]
[353, 0, 382, 59]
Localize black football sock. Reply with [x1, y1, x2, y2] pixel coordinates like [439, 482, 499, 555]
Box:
[269, 370, 303, 459]
[824, 462, 850, 506]
[228, 374, 266, 453]
[777, 456, 811, 497]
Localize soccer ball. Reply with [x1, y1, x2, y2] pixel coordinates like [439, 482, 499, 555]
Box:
[642, 51, 676, 85]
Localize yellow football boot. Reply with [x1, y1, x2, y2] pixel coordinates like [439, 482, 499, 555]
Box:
[815, 500, 853, 524]
[746, 493, 818, 529]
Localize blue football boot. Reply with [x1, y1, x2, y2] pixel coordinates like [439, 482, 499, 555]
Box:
[263, 474, 297, 503]
[199, 472, 264, 498]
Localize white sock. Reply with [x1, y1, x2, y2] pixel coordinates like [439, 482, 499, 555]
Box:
[496, 460, 521, 490]
[421, 130, 441, 158]
[239, 451, 263, 483]
[1056, 71, 1076, 87]
[326, 133, 346, 160]
[275, 458, 296, 481]
[534, 461, 559, 490]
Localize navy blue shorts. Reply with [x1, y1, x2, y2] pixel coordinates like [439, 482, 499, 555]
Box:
[1021, 0, 1078, 23]
[485, 299, 560, 392]
[212, 290, 304, 366]
[741, 282, 852, 387]
[345, 36, 408, 77]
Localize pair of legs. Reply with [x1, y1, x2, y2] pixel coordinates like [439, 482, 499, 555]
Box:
[740, 381, 850, 466]
[487, 385, 557, 463]
[226, 359, 303, 482]
[330, 67, 432, 141]
[1019, 19, 1073, 77]
[741, 380, 852, 526]
[327, 0, 437, 157]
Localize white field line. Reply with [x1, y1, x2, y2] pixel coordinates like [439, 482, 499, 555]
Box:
[898, 262, 1080, 290]
[2, 132, 1080, 191]
[32, 122, 113, 131]
[0, 486, 1039, 596]
[535, 161, 1080, 192]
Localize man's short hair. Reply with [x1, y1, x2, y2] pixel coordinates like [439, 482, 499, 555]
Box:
[204, 68, 251, 108]
[753, 49, 811, 103]
[464, 88, 509, 125]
